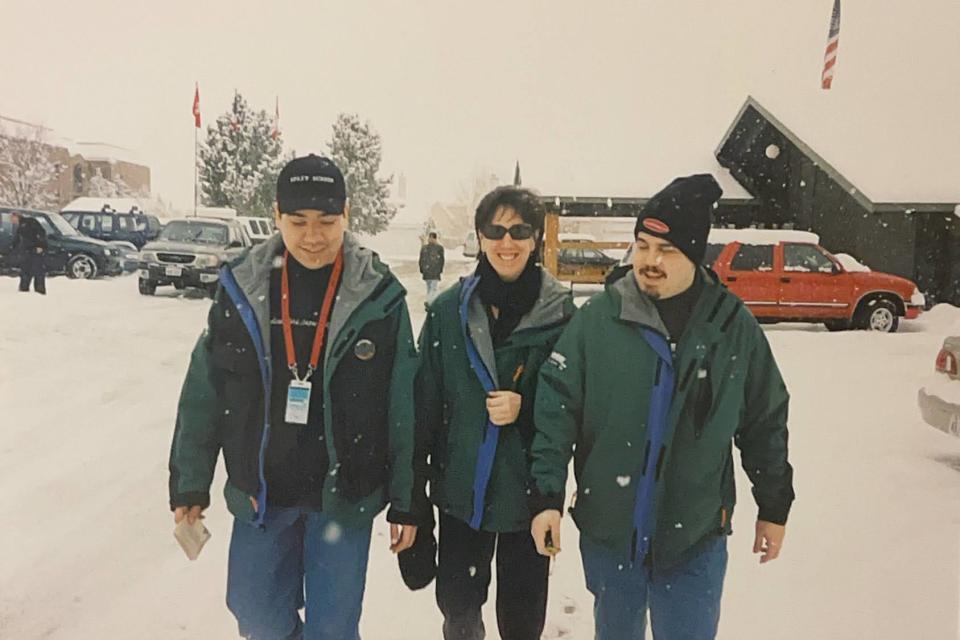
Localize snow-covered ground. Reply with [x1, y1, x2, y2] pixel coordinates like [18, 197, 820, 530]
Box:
[2, 257, 960, 639]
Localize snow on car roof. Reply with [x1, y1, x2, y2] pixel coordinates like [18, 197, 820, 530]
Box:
[61, 197, 145, 214]
[707, 228, 820, 245]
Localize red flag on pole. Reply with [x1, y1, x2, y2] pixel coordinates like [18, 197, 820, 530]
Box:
[192, 83, 201, 128]
[821, 0, 841, 89]
[271, 96, 280, 140]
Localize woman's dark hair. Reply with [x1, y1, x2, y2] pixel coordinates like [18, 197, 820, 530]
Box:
[474, 186, 545, 244]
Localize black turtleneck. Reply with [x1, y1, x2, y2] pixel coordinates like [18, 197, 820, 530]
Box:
[475, 254, 543, 346]
[651, 269, 704, 344]
[266, 253, 338, 508]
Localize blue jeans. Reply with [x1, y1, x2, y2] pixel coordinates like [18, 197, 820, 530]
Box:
[226, 507, 373, 640]
[425, 279, 440, 301]
[580, 535, 728, 640]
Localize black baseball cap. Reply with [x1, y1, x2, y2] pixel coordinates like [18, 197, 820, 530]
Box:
[276, 154, 347, 215]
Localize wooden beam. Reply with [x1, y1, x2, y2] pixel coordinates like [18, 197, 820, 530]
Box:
[544, 212, 559, 276]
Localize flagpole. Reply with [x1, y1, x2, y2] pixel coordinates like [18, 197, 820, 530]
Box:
[193, 125, 198, 217]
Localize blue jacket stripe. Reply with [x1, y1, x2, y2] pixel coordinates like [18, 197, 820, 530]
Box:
[632, 329, 676, 562]
[459, 276, 500, 530]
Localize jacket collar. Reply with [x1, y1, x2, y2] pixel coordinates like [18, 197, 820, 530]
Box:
[613, 267, 724, 339]
[465, 267, 574, 387]
[228, 231, 398, 363]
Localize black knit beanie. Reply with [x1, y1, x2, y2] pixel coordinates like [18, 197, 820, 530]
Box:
[633, 174, 722, 266]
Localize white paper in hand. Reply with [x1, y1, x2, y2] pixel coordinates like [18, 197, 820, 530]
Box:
[174, 517, 211, 561]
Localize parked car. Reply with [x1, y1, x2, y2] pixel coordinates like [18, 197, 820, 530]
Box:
[236, 216, 275, 244]
[463, 230, 479, 257]
[0, 207, 123, 279]
[107, 241, 141, 272]
[138, 218, 252, 297]
[918, 336, 960, 437]
[613, 228, 924, 332]
[557, 233, 619, 280]
[61, 209, 162, 249]
[711, 238, 923, 332]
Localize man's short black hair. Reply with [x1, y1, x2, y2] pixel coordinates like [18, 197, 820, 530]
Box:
[428, 232, 438, 240]
[474, 186, 545, 241]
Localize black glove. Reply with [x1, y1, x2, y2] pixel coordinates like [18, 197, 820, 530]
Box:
[397, 506, 437, 591]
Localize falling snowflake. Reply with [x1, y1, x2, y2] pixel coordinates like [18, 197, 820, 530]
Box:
[323, 522, 343, 544]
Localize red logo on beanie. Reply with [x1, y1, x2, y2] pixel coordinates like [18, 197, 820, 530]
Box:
[642, 218, 671, 234]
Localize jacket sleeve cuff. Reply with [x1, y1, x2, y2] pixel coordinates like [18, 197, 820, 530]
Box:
[170, 491, 211, 511]
[527, 487, 564, 517]
[757, 504, 790, 526]
[387, 507, 432, 527]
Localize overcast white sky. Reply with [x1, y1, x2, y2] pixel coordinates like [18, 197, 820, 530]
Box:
[2, 0, 958, 220]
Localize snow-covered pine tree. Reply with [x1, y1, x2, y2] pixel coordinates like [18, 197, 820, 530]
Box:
[198, 92, 283, 217]
[327, 114, 396, 235]
[88, 167, 135, 198]
[0, 125, 60, 209]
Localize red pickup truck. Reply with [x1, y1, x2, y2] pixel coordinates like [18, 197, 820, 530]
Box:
[708, 231, 924, 332]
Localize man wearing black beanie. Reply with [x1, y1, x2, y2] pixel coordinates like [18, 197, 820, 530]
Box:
[530, 174, 795, 640]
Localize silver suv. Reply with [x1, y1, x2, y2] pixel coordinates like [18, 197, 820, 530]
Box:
[138, 218, 251, 297]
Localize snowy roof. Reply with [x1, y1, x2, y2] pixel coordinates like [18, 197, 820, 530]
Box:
[61, 197, 146, 214]
[707, 228, 820, 245]
[67, 141, 142, 165]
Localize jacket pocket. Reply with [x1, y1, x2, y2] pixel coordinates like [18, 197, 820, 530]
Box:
[223, 480, 256, 523]
[330, 316, 396, 501]
[211, 341, 262, 490]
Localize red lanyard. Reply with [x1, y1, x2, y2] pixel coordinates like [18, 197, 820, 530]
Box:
[281, 248, 344, 382]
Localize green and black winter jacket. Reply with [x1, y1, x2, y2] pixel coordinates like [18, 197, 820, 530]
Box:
[168, 232, 420, 528]
[415, 269, 575, 532]
[530, 269, 795, 569]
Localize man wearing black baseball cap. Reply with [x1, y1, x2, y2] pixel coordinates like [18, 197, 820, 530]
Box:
[169, 154, 425, 640]
[530, 174, 795, 639]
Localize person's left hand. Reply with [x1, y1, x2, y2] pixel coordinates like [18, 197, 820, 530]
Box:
[486, 391, 522, 426]
[390, 523, 418, 554]
[753, 520, 786, 564]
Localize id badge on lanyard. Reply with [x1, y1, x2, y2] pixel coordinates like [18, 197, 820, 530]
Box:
[285, 379, 313, 425]
[281, 249, 343, 426]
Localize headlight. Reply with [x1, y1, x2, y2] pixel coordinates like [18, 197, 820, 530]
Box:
[911, 288, 925, 307]
[195, 254, 221, 268]
[140, 251, 158, 262]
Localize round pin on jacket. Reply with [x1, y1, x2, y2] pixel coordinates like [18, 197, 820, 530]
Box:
[354, 339, 376, 361]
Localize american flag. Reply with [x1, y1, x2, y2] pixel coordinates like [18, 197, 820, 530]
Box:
[821, 0, 841, 89]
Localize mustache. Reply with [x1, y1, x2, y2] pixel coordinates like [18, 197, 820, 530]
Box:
[639, 267, 666, 278]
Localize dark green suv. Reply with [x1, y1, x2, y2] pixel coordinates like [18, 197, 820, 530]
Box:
[0, 208, 123, 279]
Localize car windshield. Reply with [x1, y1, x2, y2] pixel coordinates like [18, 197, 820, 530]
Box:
[134, 216, 153, 232]
[43, 213, 81, 236]
[159, 221, 229, 245]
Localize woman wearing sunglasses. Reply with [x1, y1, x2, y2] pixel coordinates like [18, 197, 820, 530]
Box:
[413, 186, 575, 639]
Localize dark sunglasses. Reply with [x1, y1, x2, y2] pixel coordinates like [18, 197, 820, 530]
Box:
[480, 223, 536, 241]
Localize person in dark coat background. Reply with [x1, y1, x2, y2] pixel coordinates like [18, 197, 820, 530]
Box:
[11, 212, 47, 294]
[419, 231, 445, 306]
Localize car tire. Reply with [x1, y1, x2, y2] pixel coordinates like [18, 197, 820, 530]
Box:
[824, 319, 850, 332]
[66, 254, 99, 279]
[855, 298, 899, 333]
[174, 281, 186, 290]
[139, 279, 157, 296]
